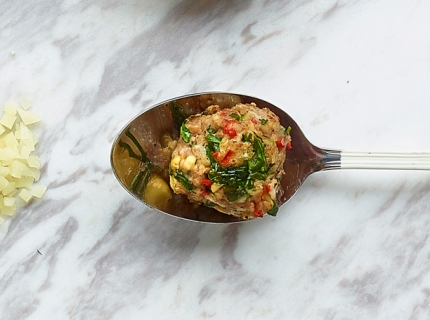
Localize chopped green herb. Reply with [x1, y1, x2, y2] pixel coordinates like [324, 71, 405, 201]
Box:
[170, 168, 194, 193]
[131, 168, 147, 191]
[180, 122, 192, 143]
[118, 140, 143, 162]
[230, 113, 245, 122]
[250, 172, 269, 180]
[137, 169, 151, 194]
[281, 125, 292, 135]
[266, 201, 279, 216]
[205, 145, 218, 164]
[170, 101, 188, 128]
[259, 119, 268, 125]
[207, 125, 217, 134]
[125, 130, 150, 163]
[120, 129, 160, 196]
[241, 133, 253, 143]
[248, 134, 268, 178]
[205, 133, 221, 152]
[203, 201, 217, 207]
[206, 133, 272, 201]
[208, 163, 250, 201]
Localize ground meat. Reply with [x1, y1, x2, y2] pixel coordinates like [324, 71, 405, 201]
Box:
[169, 103, 291, 219]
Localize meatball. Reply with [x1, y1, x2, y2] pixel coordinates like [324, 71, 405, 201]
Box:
[169, 103, 291, 219]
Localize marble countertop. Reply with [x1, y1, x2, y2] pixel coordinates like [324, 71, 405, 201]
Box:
[1, 0, 430, 319]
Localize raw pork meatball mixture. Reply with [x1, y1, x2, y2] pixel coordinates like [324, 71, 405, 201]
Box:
[169, 103, 291, 219]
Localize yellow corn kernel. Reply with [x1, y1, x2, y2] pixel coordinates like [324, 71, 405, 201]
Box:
[182, 155, 196, 171]
[170, 155, 181, 170]
[211, 183, 222, 193]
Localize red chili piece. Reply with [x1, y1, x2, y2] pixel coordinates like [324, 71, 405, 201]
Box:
[201, 177, 213, 197]
[212, 150, 234, 167]
[255, 209, 264, 218]
[202, 179, 213, 187]
[212, 152, 220, 162]
[253, 202, 264, 218]
[286, 142, 292, 150]
[262, 185, 271, 200]
[276, 138, 286, 149]
[220, 150, 234, 167]
[223, 120, 237, 138]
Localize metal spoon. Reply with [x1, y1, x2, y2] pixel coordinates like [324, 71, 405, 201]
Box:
[111, 92, 430, 223]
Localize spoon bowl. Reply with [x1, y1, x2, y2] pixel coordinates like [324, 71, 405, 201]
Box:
[111, 92, 336, 223]
[111, 92, 430, 223]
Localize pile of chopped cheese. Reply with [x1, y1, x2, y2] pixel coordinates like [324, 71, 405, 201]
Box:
[0, 97, 46, 224]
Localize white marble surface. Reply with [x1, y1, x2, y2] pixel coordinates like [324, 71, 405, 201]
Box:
[1, 0, 430, 319]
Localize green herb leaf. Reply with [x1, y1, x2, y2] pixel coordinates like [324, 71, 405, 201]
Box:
[205, 133, 272, 202]
[170, 101, 188, 128]
[207, 125, 217, 134]
[230, 113, 245, 122]
[203, 201, 217, 207]
[170, 168, 194, 193]
[266, 201, 279, 216]
[205, 134, 221, 145]
[131, 168, 147, 192]
[119, 140, 143, 162]
[226, 190, 248, 202]
[205, 133, 221, 152]
[205, 145, 219, 168]
[241, 133, 253, 143]
[120, 130, 162, 197]
[180, 122, 192, 143]
[138, 169, 151, 195]
[250, 172, 269, 180]
[248, 134, 268, 174]
[208, 164, 250, 201]
[125, 130, 150, 163]
[285, 125, 292, 135]
[259, 119, 268, 125]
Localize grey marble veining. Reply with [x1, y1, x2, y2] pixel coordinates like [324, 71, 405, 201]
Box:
[1, 0, 430, 319]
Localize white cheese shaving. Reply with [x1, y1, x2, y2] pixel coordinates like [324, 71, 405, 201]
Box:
[31, 185, 46, 198]
[17, 109, 41, 126]
[19, 97, 31, 110]
[18, 189, 32, 203]
[0, 99, 46, 224]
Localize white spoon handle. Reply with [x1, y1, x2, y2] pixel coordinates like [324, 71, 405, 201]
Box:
[339, 151, 430, 170]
